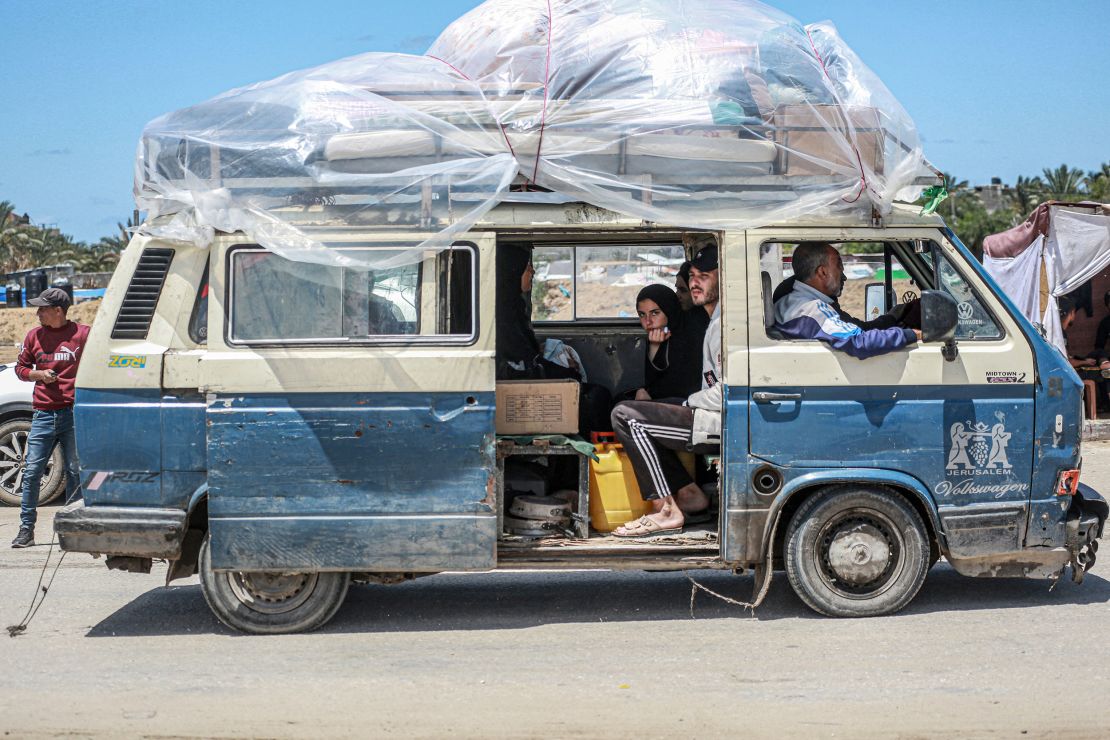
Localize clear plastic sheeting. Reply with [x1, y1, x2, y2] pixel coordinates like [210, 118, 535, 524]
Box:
[135, 0, 932, 267]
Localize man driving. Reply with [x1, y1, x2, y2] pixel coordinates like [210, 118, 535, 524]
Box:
[774, 242, 920, 359]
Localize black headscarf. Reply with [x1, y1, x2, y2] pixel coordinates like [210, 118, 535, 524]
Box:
[636, 284, 708, 400]
[496, 244, 542, 375]
[495, 244, 582, 381]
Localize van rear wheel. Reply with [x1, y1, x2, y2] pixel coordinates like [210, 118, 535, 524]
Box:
[198, 534, 349, 634]
[785, 486, 930, 618]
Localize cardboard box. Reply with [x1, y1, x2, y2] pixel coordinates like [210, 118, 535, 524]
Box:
[496, 380, 580, 435]
[774, 104, 885, 177]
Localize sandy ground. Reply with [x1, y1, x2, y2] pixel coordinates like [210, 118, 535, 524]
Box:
[0, 299, 101, 363]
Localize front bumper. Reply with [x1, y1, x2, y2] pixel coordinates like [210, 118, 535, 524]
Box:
[1070, 484, 1107, 542]
[53, 500, 187, 559]
[1066, 484, 1106, 581]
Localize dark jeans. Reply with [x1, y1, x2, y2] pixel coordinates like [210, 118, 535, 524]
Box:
[610, 401, 718, 501]
[20, 407, 81, 529]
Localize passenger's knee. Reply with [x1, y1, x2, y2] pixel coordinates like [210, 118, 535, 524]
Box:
[611, 401, 633, 429]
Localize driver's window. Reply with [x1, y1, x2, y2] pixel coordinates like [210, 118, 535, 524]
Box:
[764, 241, 913, 336]
[931, 246, 1003, 340]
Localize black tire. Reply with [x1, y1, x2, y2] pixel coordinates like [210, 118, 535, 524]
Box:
[198, 534, 350, 634]
[785, 485, 930, 618]
[0, 418, 65, 506]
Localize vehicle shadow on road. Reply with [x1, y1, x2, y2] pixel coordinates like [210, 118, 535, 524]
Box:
[85, 564, 1110, 637]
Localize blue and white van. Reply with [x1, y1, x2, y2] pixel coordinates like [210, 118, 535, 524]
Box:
[55, 202, 1106, 633]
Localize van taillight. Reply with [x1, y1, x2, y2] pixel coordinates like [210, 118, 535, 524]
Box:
[1056, 469, 1080, 497]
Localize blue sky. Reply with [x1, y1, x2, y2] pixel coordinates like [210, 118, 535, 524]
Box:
[1, 0, 1107, 243]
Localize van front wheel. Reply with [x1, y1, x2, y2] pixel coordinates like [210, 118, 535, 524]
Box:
[785, 486, 929, 618]
[198, 535, 349, 634]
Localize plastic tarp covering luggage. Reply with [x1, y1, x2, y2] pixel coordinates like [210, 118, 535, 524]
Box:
[135, 0, 932, 267]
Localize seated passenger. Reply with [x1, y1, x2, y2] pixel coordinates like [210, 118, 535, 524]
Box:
[609, 244, 721, 537]
[774, 242, 920, 359]
[674, 260, 694, 312]
[1060, 295, 1110, 409]
[622, 284, 708, 402]
[496, 244, 581, 381]
[496, 244, 612, 434]
[1088, 290, 1110, 373]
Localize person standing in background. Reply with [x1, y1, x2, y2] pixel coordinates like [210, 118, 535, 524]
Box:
[10, 288, 89, 549]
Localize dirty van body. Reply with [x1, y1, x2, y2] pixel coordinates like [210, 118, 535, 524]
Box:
[55, 203, 1106, 633]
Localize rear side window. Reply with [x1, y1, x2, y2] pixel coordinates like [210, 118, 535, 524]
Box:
[227, 245, 475, 344]
[531, 244, 685, 321]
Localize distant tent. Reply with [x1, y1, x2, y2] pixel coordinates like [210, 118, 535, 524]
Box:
[983, 202, 1110, 353]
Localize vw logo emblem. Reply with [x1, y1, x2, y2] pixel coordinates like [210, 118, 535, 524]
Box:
[957, 302, 974, 321]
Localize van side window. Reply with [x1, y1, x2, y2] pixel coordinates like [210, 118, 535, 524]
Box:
[531, 244, 686, 322]
[188, 263, 209, 345]
[227, 246, 475, 344]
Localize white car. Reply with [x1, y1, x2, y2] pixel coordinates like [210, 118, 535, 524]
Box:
[0, 364, 65, 506]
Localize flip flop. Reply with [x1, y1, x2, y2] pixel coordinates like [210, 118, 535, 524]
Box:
[612, 516, 683, 539]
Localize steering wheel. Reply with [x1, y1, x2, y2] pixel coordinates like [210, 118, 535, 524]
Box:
[901, 290, 918, 303]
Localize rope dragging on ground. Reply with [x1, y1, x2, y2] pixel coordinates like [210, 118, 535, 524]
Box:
[686, 509, 782, 618]
[7, 535, 67, 637]
[687, 571, 760, 615]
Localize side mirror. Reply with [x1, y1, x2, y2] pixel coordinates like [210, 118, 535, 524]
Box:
[864, 282, 886, 323]
[921, 290, 959, 361]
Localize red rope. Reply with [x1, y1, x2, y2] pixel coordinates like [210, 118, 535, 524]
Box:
[804, 29, 868, 204]
[426, 53, 518, 162]
[530, 0, 554, 184]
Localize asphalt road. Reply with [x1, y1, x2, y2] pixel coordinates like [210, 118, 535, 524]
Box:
[2, 445, 1109, 739]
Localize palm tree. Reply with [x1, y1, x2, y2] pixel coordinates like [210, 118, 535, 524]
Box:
[1012, 175, 1044, 216]
[1042, 164, 1086, 201]
[0, 224, 43, 272]
[1086, 163, 1110, 202]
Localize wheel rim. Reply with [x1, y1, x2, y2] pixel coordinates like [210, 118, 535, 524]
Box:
[813, 509, 904, 600]
[0, 430, 55, 496]
[225, 571, 320, 615]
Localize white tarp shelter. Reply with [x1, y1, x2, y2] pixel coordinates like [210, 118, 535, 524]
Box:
[983, 203, 1110, 354]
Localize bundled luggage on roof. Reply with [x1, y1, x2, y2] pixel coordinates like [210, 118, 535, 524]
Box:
[135, 0, 935, 266]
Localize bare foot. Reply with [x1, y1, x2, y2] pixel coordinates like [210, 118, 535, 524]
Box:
[674, 483, 709, 514]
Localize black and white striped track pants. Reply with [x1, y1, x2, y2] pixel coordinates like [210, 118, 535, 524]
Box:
[610, 400, 715, 501]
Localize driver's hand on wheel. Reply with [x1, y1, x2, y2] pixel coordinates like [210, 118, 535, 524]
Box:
[891, 298, 922, 329]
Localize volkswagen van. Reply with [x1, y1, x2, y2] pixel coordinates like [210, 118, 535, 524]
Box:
[55, 201, 1106, 633]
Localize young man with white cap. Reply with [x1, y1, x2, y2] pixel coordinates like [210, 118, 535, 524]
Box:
[10, 288, 89, 548]
[609, 243, 721, 537]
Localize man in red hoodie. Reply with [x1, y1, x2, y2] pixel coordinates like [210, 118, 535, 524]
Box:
[11, 288, 89, 548]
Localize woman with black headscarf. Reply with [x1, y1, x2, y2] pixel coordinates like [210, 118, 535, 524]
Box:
[495, 244, 580, 380]
[496, 244, 613, 434]
[625, 283, 708, 402]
